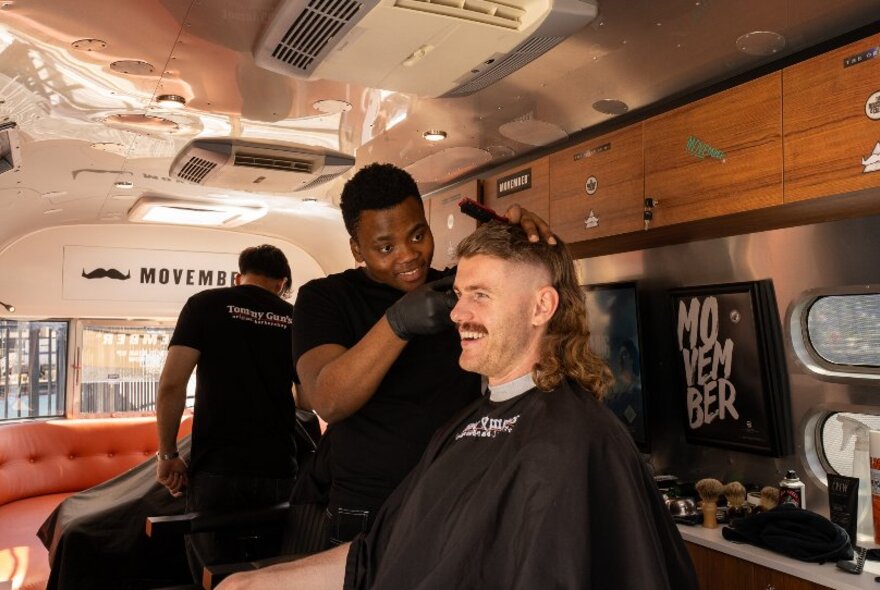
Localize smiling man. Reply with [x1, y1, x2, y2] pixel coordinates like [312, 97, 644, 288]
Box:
[292, 163, 554, 546]
[220, 222, 698, 590]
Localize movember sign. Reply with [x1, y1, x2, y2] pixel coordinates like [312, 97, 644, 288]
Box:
[670, 280, 792, 456]
[63, 246, 239, 303]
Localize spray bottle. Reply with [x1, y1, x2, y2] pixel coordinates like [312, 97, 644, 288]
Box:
[838, 415, 874, 543]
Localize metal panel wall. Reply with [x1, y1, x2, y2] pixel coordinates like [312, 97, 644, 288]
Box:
[574, 212, 880, 514]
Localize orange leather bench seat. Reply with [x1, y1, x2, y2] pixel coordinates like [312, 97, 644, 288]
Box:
[0, 417, 192, 590]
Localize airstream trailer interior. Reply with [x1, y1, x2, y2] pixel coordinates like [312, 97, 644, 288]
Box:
[3, 1, 880, 588]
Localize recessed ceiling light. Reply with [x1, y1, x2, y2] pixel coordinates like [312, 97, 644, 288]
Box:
[302, 197, 319, 203]
[156, 94, 186, 109]
[41, 191, 67, 198]
[43, 208, 62, 214]
[592, 99, 629, 115]
[128, 196, 266, 227]
[114, 180, 134, 189]
[313, 99, 353, 114]
[101, 113, 184, 134]
[423, 130, 447, 142]
[71, 38, 107, 51]
[110, 60, 155, 75]
[90, 142, 127, 155]
[736, 31, 786, 57]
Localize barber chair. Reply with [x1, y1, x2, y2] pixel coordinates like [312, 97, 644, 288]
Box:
[147, 416, 327, 589]
[147, 500, 327, 589]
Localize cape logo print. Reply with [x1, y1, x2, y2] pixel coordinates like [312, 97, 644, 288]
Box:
[226, 305, 292, 328]
[455, 415, 520, 440]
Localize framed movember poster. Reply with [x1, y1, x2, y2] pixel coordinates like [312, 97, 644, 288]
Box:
[669, 280, 793, 457]
[582, 281, 649, 450]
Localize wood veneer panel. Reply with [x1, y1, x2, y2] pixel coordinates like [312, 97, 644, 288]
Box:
[644, 72, 783, 227]
[549, 124, 644, 242]
[784, 32, 880, 202]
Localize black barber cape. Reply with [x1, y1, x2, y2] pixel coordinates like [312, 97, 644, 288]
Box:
[38, 438, 194, 590]
[345, 379, 698, 590]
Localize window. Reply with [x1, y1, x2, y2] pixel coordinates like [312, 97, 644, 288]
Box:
[807, 294, 880, 368]
[790, 289, 880, 382]
[76, 322, 191, 415]
[791, 289, 880, 484]
[821, 412, 880, 476]
[0, 320, 68, 420]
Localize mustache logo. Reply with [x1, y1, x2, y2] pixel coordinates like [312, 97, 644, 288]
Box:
[82, 267, 131, 281]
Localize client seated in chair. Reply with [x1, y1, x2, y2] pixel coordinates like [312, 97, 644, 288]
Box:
[215, 223, 699, 590]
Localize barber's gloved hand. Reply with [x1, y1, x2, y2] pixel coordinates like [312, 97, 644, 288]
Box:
[386, 275, 457, 341]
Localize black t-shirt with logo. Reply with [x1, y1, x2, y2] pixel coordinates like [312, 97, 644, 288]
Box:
[170, 284, 297, 477]
[292, 268, 480, 513]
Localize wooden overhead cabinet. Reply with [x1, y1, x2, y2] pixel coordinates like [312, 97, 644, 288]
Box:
[425, 180, 478, 270]
[644, 72, 784, 227]
[549, 124, 645, 242]
[784, 32, 880, 202]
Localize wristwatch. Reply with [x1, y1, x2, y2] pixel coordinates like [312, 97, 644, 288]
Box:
[156, 450, 180, 461]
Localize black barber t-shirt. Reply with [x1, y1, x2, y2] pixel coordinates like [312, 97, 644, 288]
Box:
[171, 284, 297, 477]
[292, 267, 480, 512]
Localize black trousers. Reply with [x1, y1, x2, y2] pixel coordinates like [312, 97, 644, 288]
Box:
[184, 471, 294, 584]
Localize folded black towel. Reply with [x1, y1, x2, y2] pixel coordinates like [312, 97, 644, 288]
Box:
[721, 504, 853, 563]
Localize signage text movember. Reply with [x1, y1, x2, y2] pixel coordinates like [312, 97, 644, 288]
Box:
[139, 267, 239, 287]
[676, 296, 739, 429]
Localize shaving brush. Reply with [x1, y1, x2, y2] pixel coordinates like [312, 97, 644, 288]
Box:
[723, 481, 750, 518]
[756, 485, 779, 513]
[695, 478, 724, 529]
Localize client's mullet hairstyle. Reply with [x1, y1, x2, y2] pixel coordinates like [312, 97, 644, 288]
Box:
[455, 222, 612, 398]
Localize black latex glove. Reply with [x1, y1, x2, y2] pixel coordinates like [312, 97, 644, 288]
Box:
[386, 275, 457, 341]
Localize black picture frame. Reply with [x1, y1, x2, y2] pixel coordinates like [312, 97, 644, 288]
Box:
[669, 280, 793, 457]
[582, 281, 650, 450]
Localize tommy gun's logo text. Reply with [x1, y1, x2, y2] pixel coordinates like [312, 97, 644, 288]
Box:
[456, 415, 520, 440]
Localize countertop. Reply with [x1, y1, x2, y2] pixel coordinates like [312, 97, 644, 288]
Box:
[678, 524, 880, 590]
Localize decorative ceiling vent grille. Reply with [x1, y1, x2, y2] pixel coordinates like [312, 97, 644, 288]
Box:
[442, 35, 564, 97]
[177, 157, 218, 183]
[233, 153, 313, 173]
[270, 0, 363, 73]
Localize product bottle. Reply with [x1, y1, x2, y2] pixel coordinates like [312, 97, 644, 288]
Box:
[779, 470, 806, 508]
[869, 430, 880, 544]
[837, 415, 874, 543]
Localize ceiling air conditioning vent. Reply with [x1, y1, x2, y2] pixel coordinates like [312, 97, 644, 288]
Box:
[271, 0, 365, 74]
[394, 0, 525, 29]
[441, 36, 563, 97]
[254, 0, 597, 97]
[300, 173, 340, 191]
[177, 156, 218, 184]
[0, 121, 21, 175]
[233, 153, 313, 173]
[170, 138, 354, 193]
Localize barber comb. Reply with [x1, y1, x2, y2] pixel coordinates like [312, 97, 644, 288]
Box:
[458, 198, 509, 224]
